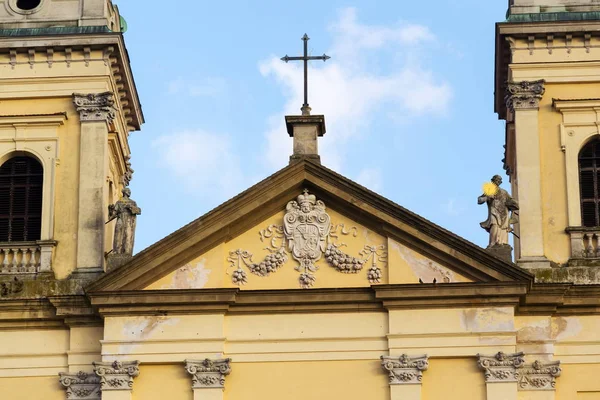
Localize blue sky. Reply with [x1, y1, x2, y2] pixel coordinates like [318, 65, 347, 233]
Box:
[115, 0, 510, 252]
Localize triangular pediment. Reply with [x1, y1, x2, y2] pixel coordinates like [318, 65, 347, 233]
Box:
[87, 160, 532, 293]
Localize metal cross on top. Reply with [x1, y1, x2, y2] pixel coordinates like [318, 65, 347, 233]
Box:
[281, 34, 330, 116]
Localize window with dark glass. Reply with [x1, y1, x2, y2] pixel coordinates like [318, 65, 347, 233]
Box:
[579, 139, 600, 227]
[0, 156, 43, 242]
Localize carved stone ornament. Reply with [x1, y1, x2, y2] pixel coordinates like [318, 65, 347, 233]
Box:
[505, 80, 545, 111]
[477, 352, 525, 382]
[185, 358, 231, 389]
[518, 360, 561, 391]
[73, 92, 116, 122]
[227, 190, 388, 288]
[59, 371, 101, 400]
[381, 354, 429, 385]
[93, 360, 140, 391]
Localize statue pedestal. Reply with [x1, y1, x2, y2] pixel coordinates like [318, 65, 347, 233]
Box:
[487, 244, 513, 263]
[106, 254, 133, 272]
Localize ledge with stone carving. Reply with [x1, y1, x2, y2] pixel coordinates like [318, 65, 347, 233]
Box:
[185, 358, 231, 389]
[59, 371, 101, 400]
[477, 352, 525, 382]
[93, 360, 139, 391]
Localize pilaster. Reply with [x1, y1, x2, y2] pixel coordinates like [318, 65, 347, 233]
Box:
[73, 92, 115, 271]
[93, 360, 140, 400]
[381, 354, 428, 400]
[59, 371, 101, 400]
[477, 351, 524, 400]
[185, 358, 232, 400]
[505, 80, 550, 269]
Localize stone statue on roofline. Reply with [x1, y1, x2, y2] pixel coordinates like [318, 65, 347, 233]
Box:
[107, 187, 141, 270]
[478, 175, 519, 260]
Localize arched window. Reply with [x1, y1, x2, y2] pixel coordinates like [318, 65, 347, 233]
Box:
[0, 156, 43, 242]
[579, 138, 600, 227]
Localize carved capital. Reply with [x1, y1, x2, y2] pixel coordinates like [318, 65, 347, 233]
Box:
[381, 354, 428, 385]
[73, 92, 116, 122]
[477, 352, 525, 382]
[505, 80, 545, 111]
[93, 360, 140, 391]
[59, 371, 101, 400]
[185, 358, 231, 389]
[518, 360, 561, 391]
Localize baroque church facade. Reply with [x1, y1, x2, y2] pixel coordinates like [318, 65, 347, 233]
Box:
[0, 0, 599, 399]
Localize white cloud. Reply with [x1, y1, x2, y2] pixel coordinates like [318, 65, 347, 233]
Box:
[444, 198, 464, 217]
[152, 130, 243, 199]
[260, 7, 452, 170]
[356, 168, 383, 192]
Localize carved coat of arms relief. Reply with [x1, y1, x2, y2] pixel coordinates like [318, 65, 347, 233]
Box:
[228, 190, 387, 289]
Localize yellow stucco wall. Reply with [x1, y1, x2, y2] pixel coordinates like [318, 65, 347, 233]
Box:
[0, 376, 64, 400]
[555, 364, 600, 400]
[226, 360, 388, 400]
[133, 365, 191, 400]
[422, 358, 485, 400]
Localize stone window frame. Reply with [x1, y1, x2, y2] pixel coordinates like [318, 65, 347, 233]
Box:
[0, 114, 65, 242]
[553, 99, 600, 228]
[6, 0, 46, 15]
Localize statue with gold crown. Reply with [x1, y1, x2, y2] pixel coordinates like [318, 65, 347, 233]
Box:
[478, 175, 519, 248]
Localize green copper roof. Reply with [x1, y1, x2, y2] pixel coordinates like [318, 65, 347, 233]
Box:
[507, 11, 600, 23]
[0, 26, 111, 37]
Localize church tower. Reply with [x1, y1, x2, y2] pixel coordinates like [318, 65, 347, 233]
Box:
[0, 0, 143, 279]
[496, 0, 600, 281]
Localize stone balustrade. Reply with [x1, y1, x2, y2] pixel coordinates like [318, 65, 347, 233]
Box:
[0, 241, 54, 274]
[566, 227, 600, 259]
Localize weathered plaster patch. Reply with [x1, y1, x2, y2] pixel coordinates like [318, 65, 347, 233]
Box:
[460, 308, 514, 332]
[116, 316, 181, 357]
[161, 259, 211, 289]
[517, 318, 551, 342]
[552, 317, 582, 341]
[392, 241, 460, 283]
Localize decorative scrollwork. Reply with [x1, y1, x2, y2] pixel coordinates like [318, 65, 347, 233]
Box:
[381, 354, 429, 385]
[185, 358, 231, 389]
[518, 360, 561, 391]
[477, 352, 525, 382]
[360, 245, 387, 284]
[92, 360, 139, 392]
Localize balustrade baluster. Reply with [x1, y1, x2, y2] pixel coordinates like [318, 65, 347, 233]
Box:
[0, 248, 7, 273]
[10, 248, 18, 272]
[585, 234, 594, 258]
[27, 248, 36, 273]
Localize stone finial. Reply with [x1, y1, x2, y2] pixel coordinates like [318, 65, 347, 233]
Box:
[93, 360, 140, 391]
[477, 351, 525, 382]
[381, 354, 429, 385]
[73, 92, 116, 122]
[59, 371, 101, 400]
[505, 80, 545, 111]
[285, 115, 326, 164]
[518, 360, 561, 391]
[185, 358, 232, 389]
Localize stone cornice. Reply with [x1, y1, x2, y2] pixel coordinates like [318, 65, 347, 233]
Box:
[59, 371, 101, 400]
[518, 360, 561, 391]
[73, 92, 116, 123]
[381, 354, 428, 385]
[93, 360, 139, 391]
[477, 352, 525, 382]
[185, 358, 231, 389]
[505, 80, 546, 111]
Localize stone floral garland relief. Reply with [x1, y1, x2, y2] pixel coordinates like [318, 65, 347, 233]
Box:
[228, 190, 387, 288]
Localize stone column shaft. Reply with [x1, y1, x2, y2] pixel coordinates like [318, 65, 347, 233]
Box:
[506, 80, 549, 268]
[73, 93, 115, 271]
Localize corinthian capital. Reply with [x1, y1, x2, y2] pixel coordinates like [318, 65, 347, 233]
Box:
[381, 354, 429, 385]
[73, 92, 116, 122]
[505, 80, 545, 111]
[59, 371, 101, 400]
[518, 360, 561, 391]
[477, 351, 525, 382]
[93, 360, 140, 391]
[185, 358, 232, 389]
